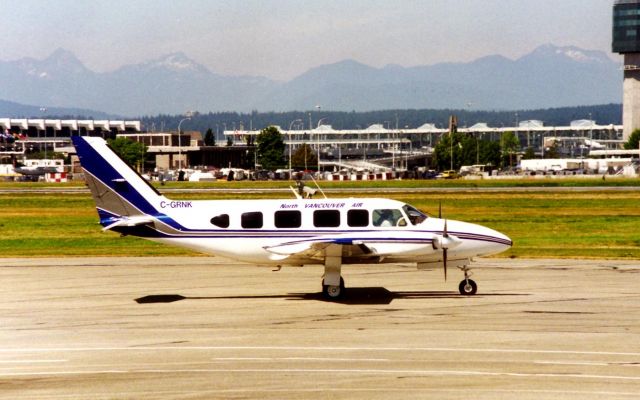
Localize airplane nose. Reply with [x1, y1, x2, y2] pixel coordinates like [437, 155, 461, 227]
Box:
[486, 227, 513, 253]
[444, 220, 512, 256]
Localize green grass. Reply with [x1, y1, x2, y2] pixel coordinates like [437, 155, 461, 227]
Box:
[0, 194, 185, 257]
[1, 189, 639, 259]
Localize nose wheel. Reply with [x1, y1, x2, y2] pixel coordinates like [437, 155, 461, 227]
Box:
[458, 264, 477, 295]
[458, 279, 477, 295]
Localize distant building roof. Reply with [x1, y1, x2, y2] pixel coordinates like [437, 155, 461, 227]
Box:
[519, 120, 544, 128]
[366, 124, 386, 131]
[469, 122, 490, 130]
[570, 119, 596, 128]
[416, 123, 437, 130]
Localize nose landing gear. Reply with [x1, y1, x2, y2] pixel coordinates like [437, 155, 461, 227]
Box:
[458, 264, 477, 295]
[459, 278, 477, 295]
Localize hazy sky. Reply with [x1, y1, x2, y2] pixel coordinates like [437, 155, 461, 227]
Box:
[0, 0, 616, 81]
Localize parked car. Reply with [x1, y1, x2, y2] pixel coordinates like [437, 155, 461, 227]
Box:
[439, 170, 459, 179]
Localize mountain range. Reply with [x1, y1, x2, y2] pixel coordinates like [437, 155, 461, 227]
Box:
[0, 45, 622, 117]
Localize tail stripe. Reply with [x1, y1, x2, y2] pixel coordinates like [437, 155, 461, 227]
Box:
[72, 136, 159, 216]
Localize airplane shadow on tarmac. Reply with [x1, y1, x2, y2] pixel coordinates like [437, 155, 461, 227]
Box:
[135, 288, 524, 305]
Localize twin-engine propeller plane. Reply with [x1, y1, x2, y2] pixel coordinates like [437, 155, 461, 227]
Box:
[73, 136, 512, 300]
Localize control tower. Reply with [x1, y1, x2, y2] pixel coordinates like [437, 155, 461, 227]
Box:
[613, 0, 640, 140]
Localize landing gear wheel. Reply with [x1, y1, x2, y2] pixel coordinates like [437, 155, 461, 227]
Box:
[322, 277, 345, 300]
[459, 279, 477, 296]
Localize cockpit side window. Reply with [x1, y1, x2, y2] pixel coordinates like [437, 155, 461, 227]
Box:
[402, 204, 428, 225]
[373, 209, 405, 227]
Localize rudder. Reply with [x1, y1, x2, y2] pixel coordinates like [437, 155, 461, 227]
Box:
[72, 136, 163, 224]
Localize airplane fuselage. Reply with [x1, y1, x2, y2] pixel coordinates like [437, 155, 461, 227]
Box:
[104, 196, 511, 266]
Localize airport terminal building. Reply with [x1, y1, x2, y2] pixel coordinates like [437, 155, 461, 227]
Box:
[0, 117, 625, 174]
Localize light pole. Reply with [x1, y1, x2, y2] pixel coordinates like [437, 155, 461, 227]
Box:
[177, 111, 193, 171]
[40, 107, 47, 160]
[316, 117, 327, 173]
[450, 131, 454, 171]
[392, 130, 396, 171]
[476, 132, 480, 165]
[288, 118, 302, 177]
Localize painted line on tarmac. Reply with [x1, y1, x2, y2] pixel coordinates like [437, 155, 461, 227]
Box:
[5, 388, 640, 400]
[211, 357, 390, 362]
[1, 368, 640, 382]
[0, 359, 68, 364]
[1, 345, 640, 357]
[534, 360, 610, 366]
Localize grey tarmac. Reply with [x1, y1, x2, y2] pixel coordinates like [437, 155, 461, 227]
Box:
[0, 257, 639, 399]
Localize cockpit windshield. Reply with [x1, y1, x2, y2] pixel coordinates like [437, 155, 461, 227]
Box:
[402, 204, 428, 225]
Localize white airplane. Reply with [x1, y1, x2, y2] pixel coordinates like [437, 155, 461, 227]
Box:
[73, 136, 512, 300]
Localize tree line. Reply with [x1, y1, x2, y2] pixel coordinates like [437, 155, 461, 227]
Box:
[141, 104, 622, 135]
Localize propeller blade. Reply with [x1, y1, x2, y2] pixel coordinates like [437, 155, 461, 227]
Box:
[438, 201, 442, 219]
[443, 248, 448, 281]
[443, 219, 449, 280]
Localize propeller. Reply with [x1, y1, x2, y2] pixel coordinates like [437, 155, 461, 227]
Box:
[442, 219, 448, 281]
[432, 204, 461, 282]
[435, 201, 447, 280]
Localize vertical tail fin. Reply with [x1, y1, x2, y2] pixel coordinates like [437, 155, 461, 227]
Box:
[72, 136, 163, 224]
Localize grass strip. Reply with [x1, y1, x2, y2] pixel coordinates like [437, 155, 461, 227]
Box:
[0, 190, 638, 259]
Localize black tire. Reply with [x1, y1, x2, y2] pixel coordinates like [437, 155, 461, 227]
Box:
[322, 277, 345, 299]
[459, 279, 477, 296]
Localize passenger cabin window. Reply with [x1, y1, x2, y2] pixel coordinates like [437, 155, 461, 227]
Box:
[210, 214, 229, 228]
[313, 210, 340, 227]
[241, 212, 263, 229]
[347, 209, 369, 227]
[275, 210, 301, 228]
[402, 204, 428, 225]
[373, 209, 406, 227]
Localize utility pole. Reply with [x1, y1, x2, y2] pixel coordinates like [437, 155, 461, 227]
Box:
[449, 115, 457, 171]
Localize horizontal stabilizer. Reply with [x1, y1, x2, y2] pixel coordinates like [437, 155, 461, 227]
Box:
[102, 215, 155, 231]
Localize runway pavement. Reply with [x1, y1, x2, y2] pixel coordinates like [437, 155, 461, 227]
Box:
[0, 256, 639, 399]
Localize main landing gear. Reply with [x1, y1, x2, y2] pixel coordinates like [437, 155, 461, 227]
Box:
[458, 264, 477, 296]
[322, 277, 345, 299]
[322, 244, 344, 300]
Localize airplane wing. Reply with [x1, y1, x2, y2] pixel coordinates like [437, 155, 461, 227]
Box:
[263, 234, 380, 261]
